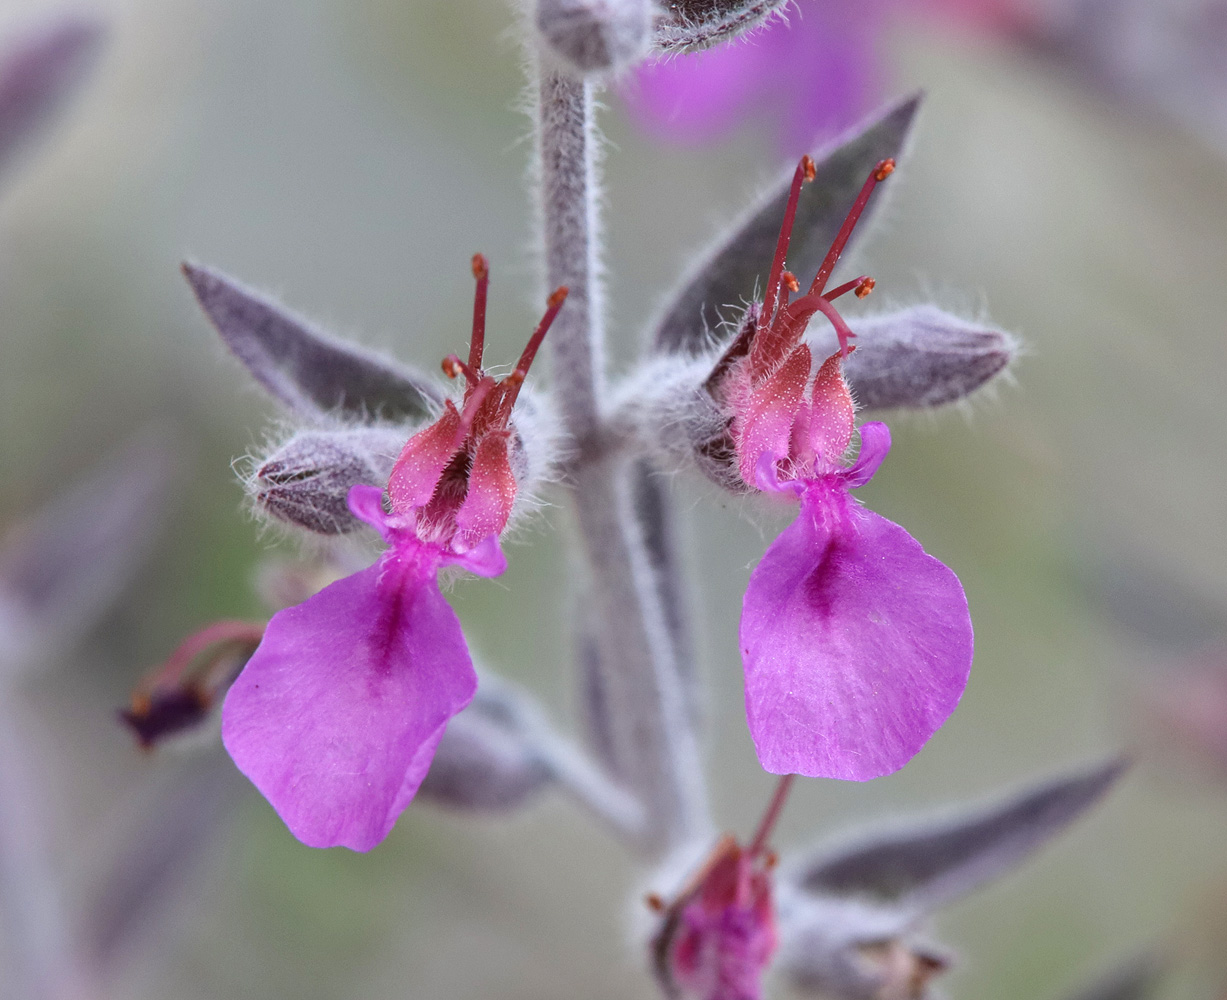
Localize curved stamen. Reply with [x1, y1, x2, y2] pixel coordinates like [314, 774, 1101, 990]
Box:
[442, 353, 481, 387]
[498, 286, 568, 414]
[748, 773, 796, 858]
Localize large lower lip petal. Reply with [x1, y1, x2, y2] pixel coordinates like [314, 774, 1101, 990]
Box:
[740, 484, 973, 780]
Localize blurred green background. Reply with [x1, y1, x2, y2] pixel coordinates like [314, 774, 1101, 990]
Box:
[2, 0, 1226, 997]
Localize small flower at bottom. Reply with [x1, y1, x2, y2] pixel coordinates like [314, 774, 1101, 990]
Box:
[648, 777, 796, 1000]
[221, 258, 567, 851]
[709, 157, 973, 781]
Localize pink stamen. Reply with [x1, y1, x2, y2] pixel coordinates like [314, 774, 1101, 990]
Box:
[761, 156, 815, 334]
[498, 286, 568, 412]
[822, 275, 875, 302]
[813, 296, 858, 357]
[469, 253, 489, 371]
[808, 158, 895, 297]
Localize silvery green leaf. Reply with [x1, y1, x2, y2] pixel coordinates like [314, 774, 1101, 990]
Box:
[182, 263, 443, 423]
[653, 0, 791, 53]
[650, 95, 921, 355]
[0, 14, 104, 181]
[793, 758, 1127, 911]
[828, 306, 1018, 411]
[0, 430, 171, 673]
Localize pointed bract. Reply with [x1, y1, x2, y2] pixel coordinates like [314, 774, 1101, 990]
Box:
[793, 758, 1128, 908]
[651, 97, 920, 355]
[183, 263, 443, 422]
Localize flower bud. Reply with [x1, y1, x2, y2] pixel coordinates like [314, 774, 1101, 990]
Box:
[535, 0, 652, 75]
[826, 306, 1018, 411]
[249, 426, 405, 535]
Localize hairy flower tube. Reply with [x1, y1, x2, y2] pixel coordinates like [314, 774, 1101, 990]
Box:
[222, 257, 567, 851]
[711, 157, 974, 780]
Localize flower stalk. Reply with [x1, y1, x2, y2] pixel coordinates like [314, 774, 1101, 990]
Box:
[536, 64, 708, 857]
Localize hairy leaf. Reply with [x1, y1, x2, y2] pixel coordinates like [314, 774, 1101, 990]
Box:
[794, 758, 1127, 910]
[651, 95, 920, 355]
[183, 263, 443, 423]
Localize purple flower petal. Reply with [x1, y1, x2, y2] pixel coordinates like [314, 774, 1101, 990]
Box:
[221, 542, 477, 851]
[347, 483, 394, 538]
[740, 481, 972, 779]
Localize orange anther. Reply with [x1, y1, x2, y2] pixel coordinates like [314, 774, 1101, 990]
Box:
[471, 253, 488, 280]
[442, 355, 464, 379]
[802, 155, 816, 183]
[854, 277, 876, 299]
[548, 286, 569, 308]
[783, 271, 800, 293]
[874, 159, 895, 182]
[645, 893, 666, 913]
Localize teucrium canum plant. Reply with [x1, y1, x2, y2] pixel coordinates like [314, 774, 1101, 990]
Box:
[117, 2, 1138, 997]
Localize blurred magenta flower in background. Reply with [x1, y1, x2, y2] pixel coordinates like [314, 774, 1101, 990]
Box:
[623, 0, 1025, 148]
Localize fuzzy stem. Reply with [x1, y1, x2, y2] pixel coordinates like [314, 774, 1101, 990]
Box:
[537, 67, 707, 857]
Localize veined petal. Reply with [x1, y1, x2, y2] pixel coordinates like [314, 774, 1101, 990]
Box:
[347, 483, 394, 539]
[444, 532, 507, 578]
[740, 482, 972, 780]
[221, 543, 477, 851]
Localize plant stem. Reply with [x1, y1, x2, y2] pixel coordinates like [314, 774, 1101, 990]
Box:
[536, 67, 707, 858]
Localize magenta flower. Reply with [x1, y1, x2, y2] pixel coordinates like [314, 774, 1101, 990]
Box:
[626, 0, 1024, 149]
[222, 259, 567, 851]
[713, 157, 973, 780]
[651, 777, 798, 1000]
[627, 0, 886, 148]
[669, 836, 777, 1000]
